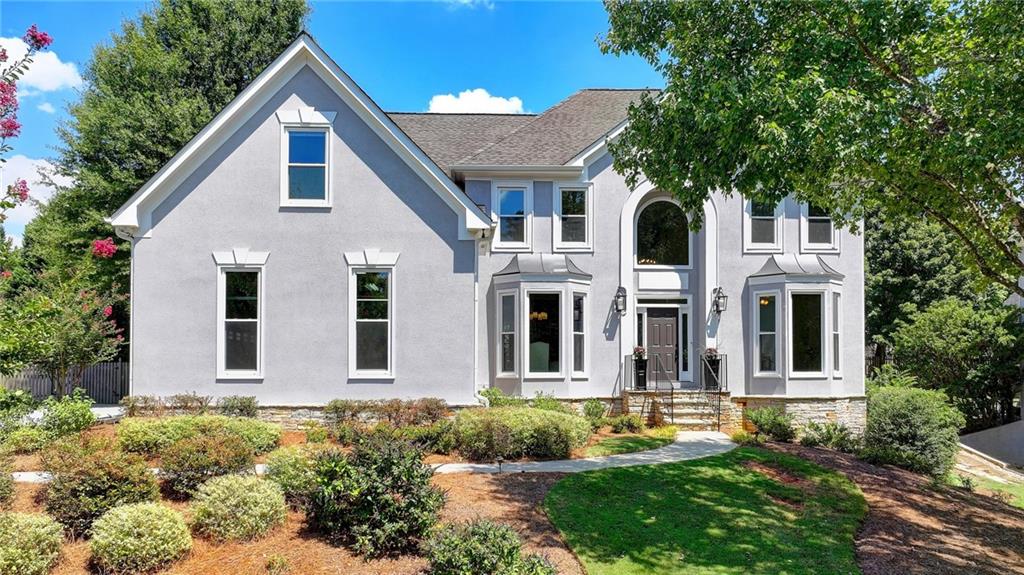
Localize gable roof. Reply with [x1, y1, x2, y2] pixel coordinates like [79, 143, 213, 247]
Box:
[388, 113, 535, 175]
[109, 33, 491, 240]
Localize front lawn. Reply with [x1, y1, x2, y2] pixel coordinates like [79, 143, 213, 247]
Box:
[583, 426, 677, 457]
[977, 477, 1024, 509]
[545, 447, 867, 575]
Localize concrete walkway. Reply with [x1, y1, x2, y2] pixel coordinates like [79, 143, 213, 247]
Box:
[10, 431, 735, 483]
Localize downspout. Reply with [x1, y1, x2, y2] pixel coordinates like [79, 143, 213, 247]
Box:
[472, 229, 489, 407]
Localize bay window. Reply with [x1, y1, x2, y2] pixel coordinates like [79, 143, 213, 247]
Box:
[832, 292, 841, 375]
[572, 293, 586, 375]
[754, 291, 779, 375]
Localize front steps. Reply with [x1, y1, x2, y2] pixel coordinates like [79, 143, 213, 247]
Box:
[622, 390, 728, 431]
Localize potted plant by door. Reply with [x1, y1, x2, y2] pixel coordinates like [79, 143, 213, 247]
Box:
[633, 346, 648, 391]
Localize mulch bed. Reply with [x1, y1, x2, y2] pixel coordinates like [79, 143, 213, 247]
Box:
[12, 472, 582, 575]
[768, 443, 1024, 575]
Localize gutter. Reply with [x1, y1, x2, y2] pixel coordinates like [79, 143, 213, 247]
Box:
[452, 164, 584, 180]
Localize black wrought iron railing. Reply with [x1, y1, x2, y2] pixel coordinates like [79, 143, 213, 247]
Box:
[699, 352, 728, 430]
[623, 354, 675, 424]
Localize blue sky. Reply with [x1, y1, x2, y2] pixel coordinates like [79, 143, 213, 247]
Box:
[0, 0, 662, 243]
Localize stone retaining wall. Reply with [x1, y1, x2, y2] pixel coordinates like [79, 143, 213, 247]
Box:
[726, 396, 867, 435]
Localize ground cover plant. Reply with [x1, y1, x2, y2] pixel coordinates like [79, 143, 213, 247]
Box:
[546, 447, 866, 575]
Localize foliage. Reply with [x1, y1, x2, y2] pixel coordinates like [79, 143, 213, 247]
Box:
[746, 407, 796, 442]
[888, 297, 1024, 431]
[265, 444, 333, 509]
[397, 419, 456, 455]
[799, 421, 858, 453]
[323, 398, 449, 426]
[265, 554, 290, 575]
[0, 513, 63, 575]
[303, 421, 329, 443]
[0, 389, 33, 416]
[729, 430, 764, 447]
[452, 407, 591, 461]
[529, 392, 573, 414]
[331, 422, 359, 446]
[165, 392, 212, 414]
[546, 447, 866, 575]
[118, 395, 164, 417]
[479, 387, 528, 408]
[160, 432, 254, 497]
[191, 475, 287, 541]
[217, 395, 258, 417]
[90, 503, 192, 574]
[866, 364, 919, 393]
[309, 436, 445, 557]
[601, 0, 1024, 297]
[117, 415, 281, 455]
[608, 414, 644, 434]
[582, 399, 605, 428]
[426, 519, 556, 575]
[2, 426, 47, 454]
[40, 388, 95, 438]
[0, 458, 11, 508]
[43, 436, 159, 535]
[864, 386, 965, 478]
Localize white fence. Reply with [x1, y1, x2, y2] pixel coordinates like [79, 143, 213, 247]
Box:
[0, 362, 128, 405]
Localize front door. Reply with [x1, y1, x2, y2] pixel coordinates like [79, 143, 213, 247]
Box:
[646, 308, 678, 384]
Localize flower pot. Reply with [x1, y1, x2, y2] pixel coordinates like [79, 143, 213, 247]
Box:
[634, 358, 648, 390]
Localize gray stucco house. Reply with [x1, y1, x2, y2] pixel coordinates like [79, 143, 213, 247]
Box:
[109, 34, 865, 430]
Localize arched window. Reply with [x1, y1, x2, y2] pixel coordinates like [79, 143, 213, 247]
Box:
[636, 200, 690, 266]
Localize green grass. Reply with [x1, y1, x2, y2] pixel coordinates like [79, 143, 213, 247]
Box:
[977, 477, 1024, 509]
[584, 435, 674, 457]
[546, 447, 867, 575]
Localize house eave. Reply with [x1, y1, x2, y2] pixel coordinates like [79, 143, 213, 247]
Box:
[453, 165, 584, 180]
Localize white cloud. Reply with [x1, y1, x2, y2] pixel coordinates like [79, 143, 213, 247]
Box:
[0, 37, 83, 93]
[1, 155, 74, 246]
[36, 102, 55, 114]
[443, 0, 495, 10]
[428, 88, 524, 114]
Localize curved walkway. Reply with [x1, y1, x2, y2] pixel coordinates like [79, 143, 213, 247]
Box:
[10, 431, 735, 483]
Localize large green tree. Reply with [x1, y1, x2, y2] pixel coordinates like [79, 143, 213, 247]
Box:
[23, 0, 309, 291]
[602, 0, 1024, 297]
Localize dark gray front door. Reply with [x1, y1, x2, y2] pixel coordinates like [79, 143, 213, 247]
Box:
[646, 308, 678, 384]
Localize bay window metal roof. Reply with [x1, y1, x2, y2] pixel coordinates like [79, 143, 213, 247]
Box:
[750, 254, 844, 280]
[494, 253, 592, 280]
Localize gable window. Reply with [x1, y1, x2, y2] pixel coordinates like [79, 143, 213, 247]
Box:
[790, 292, 824, 375]
[572, 293, 586, 375]
[832, 292, 842, 376]
[801, 203, 838, 252]
[636, 200, 690, 266]
[218, 268, 262, 379]
[492, 181, 533, 251]
[352, 270, 392, 376]
[744, 199, 783, 252]
[498, 292, 517, 376]
[754, 291, 779, 375]
[284, 128, 329, 204]
[554, 184, 593, 251]
[528, 292, 560, 374]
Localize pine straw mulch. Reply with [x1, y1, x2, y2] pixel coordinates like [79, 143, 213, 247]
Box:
[767, 442, 1024, 575]
[11, 472, 582, 575]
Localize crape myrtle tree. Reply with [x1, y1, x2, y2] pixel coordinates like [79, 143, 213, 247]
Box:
[601, 0, 1024, 297]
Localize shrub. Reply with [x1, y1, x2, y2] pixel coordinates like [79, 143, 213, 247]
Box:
[582, 399, 605, 421]
[746, 407, 796, 442]
[3, 426, 47, 454]
[730, 430, 763, 446]
[426, 519, 556, 575]
[309, 436, 445, 557]
[192, 475, 287, 541]
[323, 399, 368, 424]
[800, 421, 858, 452]
[399, 419, 456, 454]
[165, 392, 212, 415]
[609, 413, 644, 434]
[0, 458, 12, 508]
[415, 398, 449, 424]
[453, 407, 591, 461]
[118, 395, 164, 417]
[0, 513, 63, 575]
[479, 388, 528, 408]
[266, 445, 332, 508]
[866, 364, 918, 392]
[529, 393, 572, 414]
[90, 503, 191, 574]
[217, 395, 258, 418]
[43, 437, 159, 535]
[303, 421, 329, 443]
[161, 433, 254, 497]
[117, 415, 281, 455]
[40, 389, 95, 439]
[863, 386, 965, 477]
[0, 389, 34, 416]
[330, 422, 360, 446]
[265, 554, 289, 575]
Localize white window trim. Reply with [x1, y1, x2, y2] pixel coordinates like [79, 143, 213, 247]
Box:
[278, 107, 335, 208]
[787, 289, 828, 379]
[832, 291, 843, 378]
[553, 182, 594, 252]
[216, 262, 266, 381]
[496, 289, 519, 378]
[743, 198, 784, 253]
[571, 291, 589, 378]
[491, 180, 533, 252]
[751, 289, 782, 377]
[345, 249, 400, 380]
[524, 289, 564, 379]
[635, 298, 693, 382]
[633, 196, 694, 270]
[799, 203, 840, 253]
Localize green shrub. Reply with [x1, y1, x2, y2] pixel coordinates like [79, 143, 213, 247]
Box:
[729, 430, 763, 446]
[165, 392, 212, 414]
[303, 421, 329, 443]
[0, 389, 34, 416]
[309, 436, 445, 557]
[453, 407, 591, 461]
[479, 388, 528, 408]
[192, 475, 287, 541]
[746, 407, 796, 442]
[0, 513, 63, 575]
[863, 386, 965, 477]
[3, 426, 47, 454]
[40, 389, 95, 439]
[583, 399, 605, 421]
[330, 422, 360, 446]
[426, 519, 556, 575]
[90, 503, 191, 574]
[398, 420, 456, 454]
[117, 415, 281, 455]
[866, 364, 918, 392]
[529, 393, 572, 414]
[266, 445, 333, 508]
[217, 395, 258, 418]
[609, 414, 644, 434]
[799, 421, 858, 452]
[118, 395, 164, 417]
[323, 399, 369, 423]
[0, 458, 12, 508]
[43, 437, 159, 535]
[161, 432, 254, 497]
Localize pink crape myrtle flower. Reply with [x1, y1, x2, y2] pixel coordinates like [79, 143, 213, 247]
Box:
[91, 237, 117, 258]
[23, 25, 53, 51]
[0, 48, 7, 63]
[0, 82, 16, 115]
[0, 270, 11, 279]
[0, 117, 20, 139]
[9, 179, 29, 202]
[103, 305, 113, 318]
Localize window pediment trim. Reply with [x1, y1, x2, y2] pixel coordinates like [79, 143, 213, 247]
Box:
[276, 107, 337, 126]
[344, 249, 400, 267]
[212, 248, 270, 267]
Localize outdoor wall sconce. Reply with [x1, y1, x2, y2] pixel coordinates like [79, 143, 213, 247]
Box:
[712, 287, 729, 314]
[614, 286, 628, 315]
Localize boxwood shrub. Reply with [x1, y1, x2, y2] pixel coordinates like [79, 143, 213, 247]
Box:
[864, 386, 965, 477]
[90, 503, 191, 574]
[426, 519, 556, 575]
[453, 407, 591, 461]
[0, 512, 63, 575]
[160, 433, 254, 497]
[191, 475, 287, 541]
[117, 415, 280, 455]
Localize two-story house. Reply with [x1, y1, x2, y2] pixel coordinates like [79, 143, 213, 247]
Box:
[109, 34, 865, 431]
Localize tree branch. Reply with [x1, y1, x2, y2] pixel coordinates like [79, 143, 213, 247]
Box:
[923, 206, 1024, 298]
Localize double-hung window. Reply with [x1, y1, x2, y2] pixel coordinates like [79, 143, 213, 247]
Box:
[745, 199, 782, 252]
[832, 292, 842, 376]
[554, 185, 592, 251]
[219, 269, 262, 378]
[284, 128, 329, 205]
[790, 292, 825, 376]
[801, 203, 838, 252]
[492, 182, 532, 251]
[498, 292, 517, 376]
[527, 292, 561, 375]
[754, 291, 779, 375]
[352, 270, 392, 376]
[572, 293, 586, 375]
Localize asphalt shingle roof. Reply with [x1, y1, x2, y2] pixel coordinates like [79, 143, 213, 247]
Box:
[387, 113, 535, 174]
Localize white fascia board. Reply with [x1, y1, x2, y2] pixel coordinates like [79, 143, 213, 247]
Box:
[452, 165, 584, 180]
[109, 35, 489, 240]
